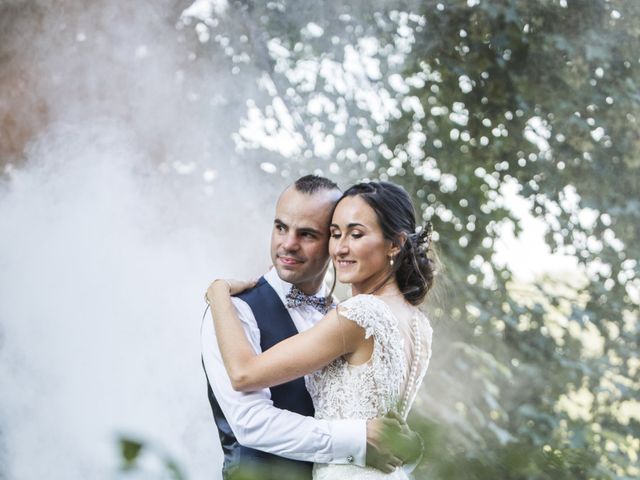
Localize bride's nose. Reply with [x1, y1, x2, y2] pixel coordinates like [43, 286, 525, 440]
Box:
[333, 238, 349, 256]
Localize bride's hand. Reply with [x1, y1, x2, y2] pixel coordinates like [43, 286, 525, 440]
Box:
[205, 278, 258, 303]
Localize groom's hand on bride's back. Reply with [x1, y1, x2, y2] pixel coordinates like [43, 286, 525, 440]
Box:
[385, 411, 423, 464]
[366, 413, 423, 472]
[366, 416, 403, 473]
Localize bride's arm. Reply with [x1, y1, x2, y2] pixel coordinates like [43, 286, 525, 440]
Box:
[207, 279, 364, 392]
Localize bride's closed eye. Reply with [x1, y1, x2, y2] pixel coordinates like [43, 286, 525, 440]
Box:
[330, 231, 363, 239]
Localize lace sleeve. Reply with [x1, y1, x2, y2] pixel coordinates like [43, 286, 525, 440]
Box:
[337, 294, 388, 339]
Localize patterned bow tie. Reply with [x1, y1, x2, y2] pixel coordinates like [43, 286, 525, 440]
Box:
[285, 286, 332, 314]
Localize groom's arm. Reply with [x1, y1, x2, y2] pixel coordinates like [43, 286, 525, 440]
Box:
[201, 298, 367, 465]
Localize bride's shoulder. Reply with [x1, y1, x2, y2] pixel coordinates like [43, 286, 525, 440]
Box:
[336, 294, 395, 336]
[338, 293, 381, 312]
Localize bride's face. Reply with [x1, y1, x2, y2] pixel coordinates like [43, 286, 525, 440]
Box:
[329, 196, 394, 293]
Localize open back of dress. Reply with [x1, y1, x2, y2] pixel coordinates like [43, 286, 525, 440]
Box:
[305, 294, 433, 479]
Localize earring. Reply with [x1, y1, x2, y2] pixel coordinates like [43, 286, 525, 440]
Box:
[390, 256, 394, 267]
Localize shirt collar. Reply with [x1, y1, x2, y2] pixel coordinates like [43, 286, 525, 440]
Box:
[264, 267, 327, 306]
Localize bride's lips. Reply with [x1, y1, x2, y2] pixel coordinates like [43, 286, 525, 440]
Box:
[335, 259, 356, 269]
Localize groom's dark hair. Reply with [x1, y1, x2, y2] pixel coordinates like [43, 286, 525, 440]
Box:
[294, 174, 340, 194]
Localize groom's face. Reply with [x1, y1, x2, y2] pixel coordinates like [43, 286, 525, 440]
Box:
[271, 186, 340, 294]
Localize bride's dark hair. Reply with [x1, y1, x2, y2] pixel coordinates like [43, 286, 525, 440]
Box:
[339, 181, 436, 305]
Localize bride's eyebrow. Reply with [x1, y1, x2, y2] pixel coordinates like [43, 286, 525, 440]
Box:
[329, 222, 366, 230]
[346, 222, 366, 229]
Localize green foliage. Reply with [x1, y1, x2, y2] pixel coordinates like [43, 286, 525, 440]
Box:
[182, 0, 640, 478]
[411, 414, 603, 480]
[120, 437, 144, 468]
[118, 435, 185, 479]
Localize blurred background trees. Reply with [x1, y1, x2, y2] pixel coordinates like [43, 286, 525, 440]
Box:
[178, 0, 639, 478]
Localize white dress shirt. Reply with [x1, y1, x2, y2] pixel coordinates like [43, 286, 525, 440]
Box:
[201, 268, 366, 466]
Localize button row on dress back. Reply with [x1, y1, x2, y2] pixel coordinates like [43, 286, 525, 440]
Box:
[399, 313, 421, 419]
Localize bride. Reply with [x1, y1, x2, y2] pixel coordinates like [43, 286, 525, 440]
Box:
[207, 181, 435, 479]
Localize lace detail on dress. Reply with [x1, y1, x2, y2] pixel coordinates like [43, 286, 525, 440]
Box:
[307, 294, 433, 479]
[305, 294, 406, 420]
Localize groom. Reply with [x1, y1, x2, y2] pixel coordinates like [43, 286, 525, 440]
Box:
[201, 175, 415, 479]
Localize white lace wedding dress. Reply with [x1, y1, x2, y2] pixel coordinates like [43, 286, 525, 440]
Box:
[306, 294, 433, 479]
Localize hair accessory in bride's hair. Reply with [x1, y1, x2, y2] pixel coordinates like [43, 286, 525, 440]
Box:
[410, 221, 432, 253]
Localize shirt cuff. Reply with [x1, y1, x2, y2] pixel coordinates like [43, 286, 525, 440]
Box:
[327, 419, 367, 467]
